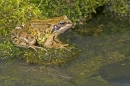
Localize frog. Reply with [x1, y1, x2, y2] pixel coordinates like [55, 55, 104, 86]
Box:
[11, 15, 73, 50]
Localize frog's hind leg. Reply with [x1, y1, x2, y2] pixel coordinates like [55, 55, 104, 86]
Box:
[14, 43, 46, 51]
[11, 37, 44, 51]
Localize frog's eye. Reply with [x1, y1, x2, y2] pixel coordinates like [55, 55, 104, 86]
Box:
[15, 25, 24, 29]
[58, 21, 65, 25]
[51, 25, 59, 33]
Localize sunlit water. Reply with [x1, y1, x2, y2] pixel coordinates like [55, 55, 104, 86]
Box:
[1, 16, 130, 86]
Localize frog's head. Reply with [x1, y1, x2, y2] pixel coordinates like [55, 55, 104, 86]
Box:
[51, 15, 73, 35]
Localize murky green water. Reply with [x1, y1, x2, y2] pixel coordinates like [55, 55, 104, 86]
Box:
[1, 15, 130, 86]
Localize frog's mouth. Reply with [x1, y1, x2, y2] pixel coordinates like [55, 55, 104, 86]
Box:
[57, 23, 72, 33]
[52, 23, 73, 34]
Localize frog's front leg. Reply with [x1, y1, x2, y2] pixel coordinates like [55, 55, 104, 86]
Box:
[44, 34, 69, 50]
[53, 34, 69, 48]
[44, 34, 55, 48]
[53, 38, 69, 48]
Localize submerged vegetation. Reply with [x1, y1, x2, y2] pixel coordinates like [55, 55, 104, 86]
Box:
[0, 0, 130, 65]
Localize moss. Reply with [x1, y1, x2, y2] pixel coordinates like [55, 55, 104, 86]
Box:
[0, 0, 42, 36]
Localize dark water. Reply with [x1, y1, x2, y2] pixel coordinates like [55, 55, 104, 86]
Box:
[109, 77, 130, 86]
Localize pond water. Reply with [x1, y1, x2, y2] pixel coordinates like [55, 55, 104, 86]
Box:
[0, 16, 130, 86]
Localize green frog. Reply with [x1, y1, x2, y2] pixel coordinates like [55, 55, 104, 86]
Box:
[11, 15, 73, 50]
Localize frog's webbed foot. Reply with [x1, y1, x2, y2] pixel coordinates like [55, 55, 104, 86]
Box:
[52, 38, 71, 51]
[58, 44, 71, 51]
[59, 44, 68, 48]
